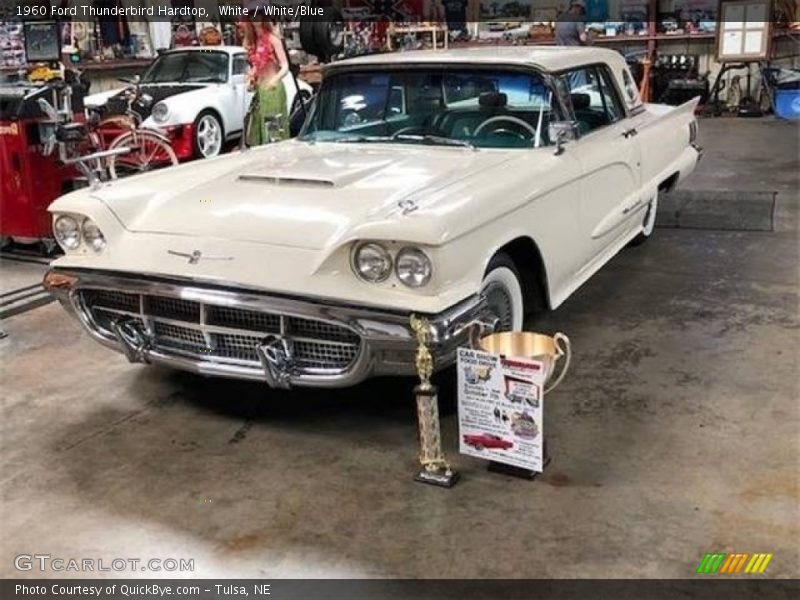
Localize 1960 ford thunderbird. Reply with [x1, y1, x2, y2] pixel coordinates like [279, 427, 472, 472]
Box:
[44, 47, 701, 389]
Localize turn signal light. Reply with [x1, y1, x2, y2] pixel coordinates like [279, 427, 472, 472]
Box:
[43, 271, 77, 290]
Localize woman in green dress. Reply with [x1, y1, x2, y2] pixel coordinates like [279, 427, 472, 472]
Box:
[242, 16, 290, 145]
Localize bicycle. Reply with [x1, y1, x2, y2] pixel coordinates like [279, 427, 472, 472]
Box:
[91, 75, 178, 178]
[30, 74, 177, 184]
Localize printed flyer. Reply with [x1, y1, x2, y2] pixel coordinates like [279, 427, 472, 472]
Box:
[457, 347, 545, 472]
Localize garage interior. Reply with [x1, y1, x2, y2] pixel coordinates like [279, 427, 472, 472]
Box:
[1, 116, 797, 579]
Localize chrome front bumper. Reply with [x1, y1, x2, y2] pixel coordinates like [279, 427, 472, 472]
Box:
[44, 269, 495, 389]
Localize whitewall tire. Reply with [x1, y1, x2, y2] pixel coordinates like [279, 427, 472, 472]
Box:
[481, 257, 525, 332]
[630, 192, 658, 246]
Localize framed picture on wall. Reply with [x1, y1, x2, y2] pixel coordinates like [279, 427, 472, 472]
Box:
[716, 0, 772, 61]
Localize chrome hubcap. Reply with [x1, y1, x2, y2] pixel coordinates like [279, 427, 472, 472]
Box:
[196, 115, 222, 157]
[484, 282, 514, 332]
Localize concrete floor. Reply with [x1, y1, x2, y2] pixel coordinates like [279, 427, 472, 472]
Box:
[1, 117, 798, 579]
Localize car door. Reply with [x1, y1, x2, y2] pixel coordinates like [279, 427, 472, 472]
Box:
[559, 65, 643, 278]
[229, 53, 251, 138]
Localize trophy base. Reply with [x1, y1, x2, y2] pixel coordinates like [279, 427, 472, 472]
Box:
[414, 468, 461, 488]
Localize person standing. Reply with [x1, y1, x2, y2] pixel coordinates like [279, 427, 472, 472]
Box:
[554, 0, 588, 46]
[241, 15, 289, 145]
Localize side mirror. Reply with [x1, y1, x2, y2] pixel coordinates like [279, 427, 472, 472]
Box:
[548, 120, 581, 155]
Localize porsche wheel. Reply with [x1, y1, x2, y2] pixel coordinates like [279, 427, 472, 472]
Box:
[193, 111, 224, 158]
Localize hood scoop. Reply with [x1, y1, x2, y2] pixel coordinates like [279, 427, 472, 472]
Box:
[238, 174, 335, 188]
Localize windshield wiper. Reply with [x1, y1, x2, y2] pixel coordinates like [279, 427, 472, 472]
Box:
[394, 134, 476, 150]
[333, 135, 393, 143]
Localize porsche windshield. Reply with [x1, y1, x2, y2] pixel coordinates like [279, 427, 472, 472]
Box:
[142, 51, 228, 84]
[300, 68, 558, 149]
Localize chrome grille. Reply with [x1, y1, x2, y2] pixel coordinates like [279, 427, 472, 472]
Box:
[77, 288, 361, 373]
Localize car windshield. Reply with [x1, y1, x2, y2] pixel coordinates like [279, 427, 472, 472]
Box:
[142, 51, 228, 84]
[300, 67, 559, 149]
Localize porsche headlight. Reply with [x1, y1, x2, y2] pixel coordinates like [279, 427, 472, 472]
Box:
[395, 246, 432, 287]
[352, 242, 392, 283]
[53, 215, 81, 250]
[81, 218, 106, 252]
[152, 101, 169, 123]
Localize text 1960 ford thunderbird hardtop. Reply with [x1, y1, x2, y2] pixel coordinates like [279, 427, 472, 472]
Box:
[44, 47, 701, 389]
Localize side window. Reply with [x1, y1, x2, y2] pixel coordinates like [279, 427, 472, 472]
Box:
[597, 67, 624, 122]
[621, 68, 639, 107]
[561, 66, 624, 134]
[232, 55, 248, 76]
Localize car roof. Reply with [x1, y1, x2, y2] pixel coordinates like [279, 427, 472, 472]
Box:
[327, 46, 624, 73]
[163, 46, 244, 56]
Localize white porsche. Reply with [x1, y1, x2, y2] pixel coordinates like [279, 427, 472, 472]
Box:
[84, 46, 313, 160]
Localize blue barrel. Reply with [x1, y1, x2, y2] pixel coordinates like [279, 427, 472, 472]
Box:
[774, 89, 800, 120]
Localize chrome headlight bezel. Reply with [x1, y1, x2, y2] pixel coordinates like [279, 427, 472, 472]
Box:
[53, 215, 81, 250]
[351, 242, 393, 283]
[81, 217, 106, 252]
[151, 101, 169, 124]
[395, 246, 433, 288]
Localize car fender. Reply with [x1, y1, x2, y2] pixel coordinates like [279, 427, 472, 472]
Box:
[142, 85, 228, 131]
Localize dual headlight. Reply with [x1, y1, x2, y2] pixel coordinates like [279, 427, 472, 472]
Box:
[53, 214, 106, 252]
[152, 101, 169, 124]
[351, 242, 432, 288]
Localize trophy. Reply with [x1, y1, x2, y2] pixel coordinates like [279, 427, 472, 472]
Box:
[471, 328, 571, 395]
[410, 315, 460, 488]
[470, 324, 571, 480]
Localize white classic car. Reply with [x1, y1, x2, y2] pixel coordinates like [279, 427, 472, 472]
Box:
[44, 47, 701, 389]
[84, 46, 312, 159]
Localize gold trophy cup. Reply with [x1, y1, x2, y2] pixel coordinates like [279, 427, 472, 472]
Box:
[472, 329, 571, 394]
[410, 315, 459, 488]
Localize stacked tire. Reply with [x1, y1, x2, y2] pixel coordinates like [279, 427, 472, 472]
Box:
[298, 6, 344, 62]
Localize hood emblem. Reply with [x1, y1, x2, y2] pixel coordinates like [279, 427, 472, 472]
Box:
[168, 250, 233, 265]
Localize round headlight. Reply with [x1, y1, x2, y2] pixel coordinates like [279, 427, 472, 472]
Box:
[152, 101, 169, 123]
[81, 218, 106, 252]
[395, 246, 432, 287]
[53, 215, 80, 250]
[352, 242, 392, 283]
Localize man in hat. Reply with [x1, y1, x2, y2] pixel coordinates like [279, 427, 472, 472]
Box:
[554, 0, 588, 46]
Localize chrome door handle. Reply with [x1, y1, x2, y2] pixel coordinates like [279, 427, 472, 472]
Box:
[622, 199, 643, 214]
[622, 128, 638, 138]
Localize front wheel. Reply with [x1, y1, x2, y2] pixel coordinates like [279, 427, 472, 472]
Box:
[108, 131, 178, 179]
[629, 192, 658, 246]
[481, 254, 525, 332]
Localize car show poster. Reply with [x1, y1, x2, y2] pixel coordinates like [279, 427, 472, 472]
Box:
[457, 348, 545, 472]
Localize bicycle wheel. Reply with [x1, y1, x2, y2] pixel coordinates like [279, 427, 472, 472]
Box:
[107, 130, 178, 179]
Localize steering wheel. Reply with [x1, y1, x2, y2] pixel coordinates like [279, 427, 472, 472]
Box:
[473, 116, 537, 139]
[487, 128, 527, 141]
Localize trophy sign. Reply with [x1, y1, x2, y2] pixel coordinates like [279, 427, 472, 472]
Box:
[459, 326, 571, 480]
[410, 315, 460, 488]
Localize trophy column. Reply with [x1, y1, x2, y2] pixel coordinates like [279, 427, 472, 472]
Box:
[410, 315, 459, 488]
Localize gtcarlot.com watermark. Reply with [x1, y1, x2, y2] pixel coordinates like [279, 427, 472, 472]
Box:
[15, 554, 194, 573]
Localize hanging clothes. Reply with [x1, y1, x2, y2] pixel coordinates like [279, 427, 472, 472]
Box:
[94, 0, 130, 47]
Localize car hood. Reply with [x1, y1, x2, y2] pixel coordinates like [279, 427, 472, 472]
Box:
[95, 141, 514, 250]
[85, 83, 208, 120]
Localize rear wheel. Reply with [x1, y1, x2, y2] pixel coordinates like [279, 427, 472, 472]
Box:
[108, 131, 178, 179]
[482, 254, 525, 332]
[629, 192, 658, 246]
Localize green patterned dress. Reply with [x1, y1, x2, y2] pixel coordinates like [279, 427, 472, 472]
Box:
[246, 82, 290, 146]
